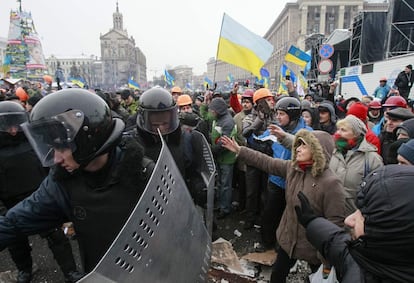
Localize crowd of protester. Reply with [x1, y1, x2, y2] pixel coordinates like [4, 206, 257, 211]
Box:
[0, 66, 414, 283]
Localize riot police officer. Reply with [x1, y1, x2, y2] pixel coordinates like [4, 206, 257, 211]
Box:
[0, 89, 153, 274]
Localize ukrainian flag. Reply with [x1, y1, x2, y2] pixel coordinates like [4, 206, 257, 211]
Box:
[164, 70, 175, 86]
[128, 77, 140, 90]
[204, 77, 213, 88]
[71, 79, 84, 88]
[285, 46, 311, 68]
[226, 73, 234, 83]
[217, 13, 274, 78]
[279, 64, 297, 94]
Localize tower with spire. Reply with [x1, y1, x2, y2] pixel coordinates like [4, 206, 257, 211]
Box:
[100, 2, 147, 89]
[113, 1, 123, 31]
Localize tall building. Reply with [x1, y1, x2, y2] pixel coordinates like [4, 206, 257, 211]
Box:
[263, 0, 388, 82]
[209, 0, 388, 88]
[100, 2, 146, 89]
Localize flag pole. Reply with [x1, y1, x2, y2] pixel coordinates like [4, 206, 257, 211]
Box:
[213, 13, 226, 85]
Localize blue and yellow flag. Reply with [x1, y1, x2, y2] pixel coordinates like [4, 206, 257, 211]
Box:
[217, 13, 274, 78]
[285, 46, 311, 68]
[204, 76, 213, 88]
[128, 77, 140, 90]
[71, 78, 85, 88]
[278, 64, 297, 94]
[164, 70, 175, 86]
[226, 73, 234, 83]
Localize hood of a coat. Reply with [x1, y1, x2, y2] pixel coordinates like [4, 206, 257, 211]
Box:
[291, 129, 334, 177]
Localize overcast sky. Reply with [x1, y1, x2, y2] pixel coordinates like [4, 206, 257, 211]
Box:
[0, 0, 290, 76]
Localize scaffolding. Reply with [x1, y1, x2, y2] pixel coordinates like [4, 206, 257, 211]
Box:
[349, 13, 363, 66]
[386, 0, 414, 58]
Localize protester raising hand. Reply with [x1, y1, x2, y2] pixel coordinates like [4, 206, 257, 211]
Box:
[220, 136, 241, 154]
[268, 124, 287, 140]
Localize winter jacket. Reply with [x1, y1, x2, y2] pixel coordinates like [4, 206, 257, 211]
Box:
[372, 84, 391, 100]
[394, 70, 414, 98]
[209, 98, 237, 164]
[0, 135, 47, 201]
[365, 128, 381, 154]
[306, 165, 414, 283]
[0, 137, 153, 272]
[237, 130, 345, 265]
[329, 138, 383, 215]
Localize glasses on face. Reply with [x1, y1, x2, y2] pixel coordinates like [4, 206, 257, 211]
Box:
[379, 80, 386, 83]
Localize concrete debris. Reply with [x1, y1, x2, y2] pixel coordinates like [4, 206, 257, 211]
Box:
[241, 249, 277, 266]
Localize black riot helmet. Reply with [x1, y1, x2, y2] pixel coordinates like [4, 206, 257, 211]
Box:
[21, 89, 125, 167]
[137, 87, 179, 135]
[0, 101, 28, 132]
[275, 97, 301, 122]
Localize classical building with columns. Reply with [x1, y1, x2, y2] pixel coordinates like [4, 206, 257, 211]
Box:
[208, 0, 388, 88]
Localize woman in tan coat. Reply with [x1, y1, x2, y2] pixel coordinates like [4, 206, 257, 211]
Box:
[329, 115, 383, 216]
[221, 129, 345, 283]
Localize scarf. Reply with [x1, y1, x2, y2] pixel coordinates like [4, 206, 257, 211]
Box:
[334, 133, 363, 154]
[297, 160, 313, 172]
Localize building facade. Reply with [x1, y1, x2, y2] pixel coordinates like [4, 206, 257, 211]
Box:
[0, 37, 7, 77]
[100, 3, 147, 89]
[45, 54, 101, 88]
[210, 0, 388, 89]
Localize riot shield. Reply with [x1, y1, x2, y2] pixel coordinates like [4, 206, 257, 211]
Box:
[78, 132, 212, 283]
[189, 130, 216, 237]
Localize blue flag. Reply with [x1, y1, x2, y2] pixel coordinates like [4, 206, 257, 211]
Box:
[164, 70, 175, 86]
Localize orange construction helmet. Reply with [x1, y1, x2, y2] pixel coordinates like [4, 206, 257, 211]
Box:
[171, 86, 182, 94]
[177, 94, 192, 106]
[379, 77, 387, 82]
[253, 88, 273, 104]
[15, 87, 29, 102]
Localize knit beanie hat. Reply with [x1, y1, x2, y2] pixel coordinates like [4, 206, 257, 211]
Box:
[208, 97, 228, 115]
[347, 102, 368, 122]
[342, 114, 367, 136]
[398, 139, 414, 165]
[395, 118, 414, 139]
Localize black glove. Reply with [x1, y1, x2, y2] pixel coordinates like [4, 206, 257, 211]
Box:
[295, 191, 317, 228]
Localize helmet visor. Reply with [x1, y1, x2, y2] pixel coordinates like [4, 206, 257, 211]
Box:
[137, 107, 179, 135]
[0, 112, 28, 132]
[21, 110, 84, 167]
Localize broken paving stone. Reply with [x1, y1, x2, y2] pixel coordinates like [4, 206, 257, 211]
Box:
[211, 238, 255, 278]
[241, 249, 277, 266]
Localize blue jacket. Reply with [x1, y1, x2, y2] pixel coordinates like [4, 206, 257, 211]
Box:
[371, 116, 385, 136]
[258, 118, 312, 188]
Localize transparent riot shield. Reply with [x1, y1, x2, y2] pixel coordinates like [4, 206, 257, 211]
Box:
[78, 131, 213, 283]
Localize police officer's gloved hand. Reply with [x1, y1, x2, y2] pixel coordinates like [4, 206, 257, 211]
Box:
[295, 191, 317, 228]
